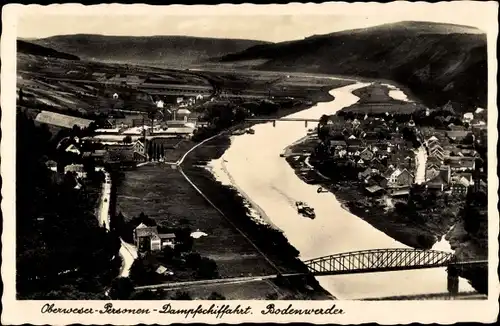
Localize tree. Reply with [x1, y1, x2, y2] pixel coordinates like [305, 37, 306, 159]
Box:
[185, 252, 202, 268]
[174, 227, 193, 252]
[196, 257, 218, 279]
[319, 114, 329, 126]
[462, 133, 474, 145]
[147, 142, 153, 161]
[153, 143, 158, 161]
[161, 246, 175, 262]
[129, 255, 157, 285]
[233, 106, 247, 122]
[123, 135, 132, 144]
[109, 277, 134, 300]
[172, 291, 192, 300]
[266, 292, 279, 300]
[19, 87, 24, 104]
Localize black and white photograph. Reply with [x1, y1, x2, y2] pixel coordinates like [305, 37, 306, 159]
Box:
[1, 2, 498, 324]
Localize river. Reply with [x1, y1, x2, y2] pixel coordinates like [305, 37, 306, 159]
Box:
[207, 81, 476, 299]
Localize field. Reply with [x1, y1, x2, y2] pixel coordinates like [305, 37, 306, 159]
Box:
[136, 274, 325, 300]
[196, 68, 352, 99]
[115, 163, 278, 279]
[16, 52, 213, 117]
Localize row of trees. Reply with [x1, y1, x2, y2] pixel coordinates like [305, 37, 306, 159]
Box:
[147, 142, 166, 161]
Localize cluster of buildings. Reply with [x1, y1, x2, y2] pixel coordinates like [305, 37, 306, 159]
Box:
[92, 118, 196, 143]
[82, 139, 148, 165]
[423, 134, 483, 195]
[324, 115, 418, 197]
[323, 106, 487, 198]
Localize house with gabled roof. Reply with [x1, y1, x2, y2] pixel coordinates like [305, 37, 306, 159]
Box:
[35, 111, 94, 129]
[447, 157, 476, 171]
[347, 146, 361, 157]
[358, 167, 373, 181]
[371, 158, 385, 172]
[65, 144, 81, 155]
[450, 174, 472, 195]
[426, 165, 451, 191]
[383, 167, 414, 188]
[45, 160, 58, 172]
[64, 164, 87, 179]
[360, 148, 374, 161]
[425, 167, 440, 181]
[426, 156, 442, 169]
[352, 118, 361, 128]
[365, 185, 385, 196]
[346, 137, 363, 146]
[329, 140, 347, 150]
[426, 135, 439, 144]
[429, 144, 445, 161]
[446, 130, 471, 142]
[133, 223, 177, 252]
[426, 174, 448, 191]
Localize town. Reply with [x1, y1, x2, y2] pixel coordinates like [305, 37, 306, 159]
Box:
[283, 84, 488, 293]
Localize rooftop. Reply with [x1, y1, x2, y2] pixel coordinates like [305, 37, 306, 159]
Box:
[35, 111, 93, 129]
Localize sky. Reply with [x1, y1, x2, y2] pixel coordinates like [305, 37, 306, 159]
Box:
[15, 3, 494, 42]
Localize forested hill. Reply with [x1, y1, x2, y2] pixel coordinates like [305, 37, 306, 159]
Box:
[30, 34, 269, 66]
[17, 39, 80, 60]
[216, 21, 487, 111]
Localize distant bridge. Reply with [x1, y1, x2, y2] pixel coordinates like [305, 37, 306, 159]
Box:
[245, 117, 320, 127]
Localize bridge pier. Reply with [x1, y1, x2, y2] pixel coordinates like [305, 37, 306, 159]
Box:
[273, 120, 276, 127]
[305, 120, 308, 128]
[447, 265, 459, 295]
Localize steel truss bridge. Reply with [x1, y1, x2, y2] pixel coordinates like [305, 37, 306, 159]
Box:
[135, 248, 487, 298]
[303, 248, 487, 276]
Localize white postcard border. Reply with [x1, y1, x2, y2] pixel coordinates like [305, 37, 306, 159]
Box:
[2, 2, 499, 325]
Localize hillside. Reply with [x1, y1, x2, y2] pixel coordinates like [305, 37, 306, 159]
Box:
[17, 40, 80, 61]
[216, 21, 487, 111]
[30, 35, 269, 67]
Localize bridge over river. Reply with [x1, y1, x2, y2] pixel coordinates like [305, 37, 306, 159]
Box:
[135, 248, 486, 298]
[245, 117, 320, 128]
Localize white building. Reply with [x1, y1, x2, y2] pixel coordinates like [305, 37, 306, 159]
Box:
[64, 164, 87, 179]
[463, 112, 474, 123]
[65, 144, 81, 155]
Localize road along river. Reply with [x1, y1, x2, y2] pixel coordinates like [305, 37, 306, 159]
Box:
[207, 81, 476, 299]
